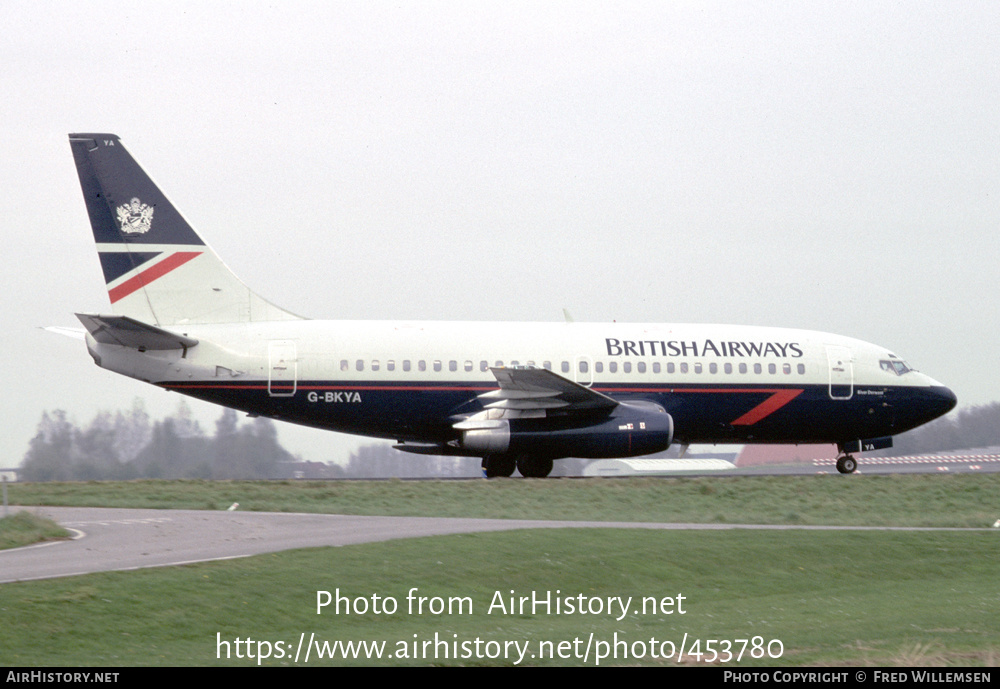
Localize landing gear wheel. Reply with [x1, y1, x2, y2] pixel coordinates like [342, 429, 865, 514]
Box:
[482, 454, 516, 478]
[516, 455, 554, 478]
[836, 455, 858, 474]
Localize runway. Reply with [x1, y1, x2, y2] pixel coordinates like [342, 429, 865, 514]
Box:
[1, 507, 991, 584]
[814, 453, 1000, 474]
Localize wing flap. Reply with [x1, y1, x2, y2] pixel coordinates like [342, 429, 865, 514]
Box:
[484, 366, 618, 412]
[483, 398, 569, 411]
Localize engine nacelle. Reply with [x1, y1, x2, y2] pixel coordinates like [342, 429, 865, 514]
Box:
[461, 402, 673, 459]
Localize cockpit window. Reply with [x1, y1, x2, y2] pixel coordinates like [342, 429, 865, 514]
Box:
[880, 359, 912, 376]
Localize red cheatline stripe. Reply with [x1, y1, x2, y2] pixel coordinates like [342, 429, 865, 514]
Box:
[599, 386, 805, 425]
[108, 251, 202, 303]
[162, 381, 803, 426]
[163, 383, 497, 392]
[730, 389, 803, 425]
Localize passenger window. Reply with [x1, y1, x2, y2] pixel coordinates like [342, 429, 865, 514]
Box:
[418, 360, 426, 372]
[434, 361, 442, 372]
[561, 361, 570, 373]
[724, 363, 732, 374]
[480, 361, 489, 372]
[387, 360, 395, 371]
[579, 361, 588, 373]
[783, 363, 791, 375]
[709, 363, 717, 374]
[653, 362, 660, 374]
[768, 363, 777, 374]
[624, 362, 632, 373]
[495, 361, 504, 368]
[754, 363, 762, 374]
[797, 363, 805, 374]
[637, 362, 646, 373]
[403, 360, 411, 372]
[667, 362, 675, 374]
[543, 361, 552, 370]
[609, 361, 618, 373]
[340, 359, 348, 371]
[739, 363, 747, 374]
[694, 363, 702, 374]
[595, 362, 604, 373]
[449, 360, 457, 372]
[356, 360, 364, 371]
[680, 362, 689, 374]
[372, 360, 380, 371]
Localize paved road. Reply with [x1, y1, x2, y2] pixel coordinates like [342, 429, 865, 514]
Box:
[1, 507, 991, 584]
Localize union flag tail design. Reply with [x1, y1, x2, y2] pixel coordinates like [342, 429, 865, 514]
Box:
[69, 133, 301, 325]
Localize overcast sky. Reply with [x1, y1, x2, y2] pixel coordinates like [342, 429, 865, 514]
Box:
[3, 1, 998, 466]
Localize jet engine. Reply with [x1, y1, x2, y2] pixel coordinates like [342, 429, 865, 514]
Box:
[460, 401, 673, 459]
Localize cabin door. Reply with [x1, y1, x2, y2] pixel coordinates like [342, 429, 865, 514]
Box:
[268, 340, 298, 397]
[826, 345, 853, 400]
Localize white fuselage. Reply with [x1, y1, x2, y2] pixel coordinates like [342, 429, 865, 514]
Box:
[85, 319, 953, 448]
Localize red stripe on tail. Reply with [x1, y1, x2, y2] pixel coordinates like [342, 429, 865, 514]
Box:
[108, 251, 202, 304]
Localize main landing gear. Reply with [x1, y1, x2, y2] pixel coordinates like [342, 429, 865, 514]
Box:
[482, 454, 554, 478]
[835, 454, 858, 474]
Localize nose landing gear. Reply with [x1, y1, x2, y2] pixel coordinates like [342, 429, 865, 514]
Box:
[835, 454, 858, 474]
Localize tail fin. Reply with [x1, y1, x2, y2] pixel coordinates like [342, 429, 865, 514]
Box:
[68, 133, 302, 325]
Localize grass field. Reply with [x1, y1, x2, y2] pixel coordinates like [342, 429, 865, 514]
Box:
[0, 512, 68, 550]
[8, 473, 1000, 527]
[2, 475, 998, 666]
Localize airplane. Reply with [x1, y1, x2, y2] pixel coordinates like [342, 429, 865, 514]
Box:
[66, 133, 957, 478]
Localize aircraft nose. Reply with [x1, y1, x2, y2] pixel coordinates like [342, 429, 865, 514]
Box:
[932, 385, 958, 416]
[893, 382, 957, 434]
[919, 382, 957, 426]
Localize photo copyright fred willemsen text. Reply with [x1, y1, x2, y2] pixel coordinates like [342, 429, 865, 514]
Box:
[214, 588, 785, 664]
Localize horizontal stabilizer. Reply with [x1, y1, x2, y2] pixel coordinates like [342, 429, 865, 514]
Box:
[76, 313, 198, 350]
[41, 326, 86, 340]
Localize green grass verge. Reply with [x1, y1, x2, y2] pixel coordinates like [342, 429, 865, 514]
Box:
[3, 475, 998, 666]
[0, 511, 70, 550]
[8, 474, 1000, 527]
[0, 529, 996, 666]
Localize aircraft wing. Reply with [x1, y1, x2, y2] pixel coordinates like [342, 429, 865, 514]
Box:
[477, 366, 618, 412]
[75, 313, 199, 351]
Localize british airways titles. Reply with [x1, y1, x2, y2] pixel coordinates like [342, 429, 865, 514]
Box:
[605, 338, 804, 359]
